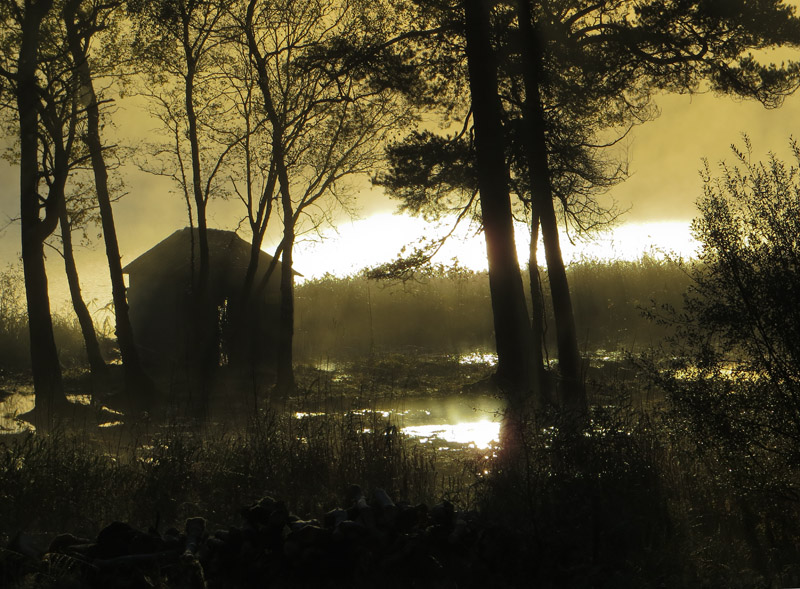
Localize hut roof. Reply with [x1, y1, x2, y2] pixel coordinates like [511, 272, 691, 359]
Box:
[122, 228, 294, 279]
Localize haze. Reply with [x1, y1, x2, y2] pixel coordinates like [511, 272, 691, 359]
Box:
[2, 48, 800, 308]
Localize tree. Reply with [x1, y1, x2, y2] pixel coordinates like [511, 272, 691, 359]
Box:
[240, 0, 411, 394]
[0, 0, 70, 427]
[34, 17, 109, 386]
[654, 140, 800, 580]
[130, 0, 243, 395]
[61, 0, 156, 402]
[130, 0, 236, 295]
[374, 0, 800, 414]
[462, 0, 533, 407]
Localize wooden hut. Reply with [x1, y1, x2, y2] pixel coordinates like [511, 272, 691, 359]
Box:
[122, 228, 287, 378]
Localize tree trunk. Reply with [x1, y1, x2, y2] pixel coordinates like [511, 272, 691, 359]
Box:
[59, 208, 108, 384]
[516, 0, 586, 414]
[43, 70, 107, 384]
[275, 229, 295, 395]
[463, 0, 533, 407]
[63, 1, 155, 406]
[18, 0, 68, 427]
[183, 55, 210, 296]
[528, 210, 548, 406]
[241, 166, 277, 303]
[54, 141, 108, 385]
[246, 0, 297, 394]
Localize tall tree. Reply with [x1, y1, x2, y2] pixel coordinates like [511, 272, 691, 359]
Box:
[35, 31, 109, 386]
[130, 0, 243, 395]
[462, 0, 532, 404]
[63, 0, 154, 403]
[129, 0, 235, 297]
[513, 0, 584, 412]
[240, 0, 411, 394]
[0, 0, 70, 426]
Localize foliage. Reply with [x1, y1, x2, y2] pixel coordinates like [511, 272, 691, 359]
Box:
[652, 140, 800, 582]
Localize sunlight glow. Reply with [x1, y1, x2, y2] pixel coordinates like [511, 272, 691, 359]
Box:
[402, 419, 500, 449]
[45, 213, 700, 311]
[291, 214, 700, 280]
[459, 352, 498, 366]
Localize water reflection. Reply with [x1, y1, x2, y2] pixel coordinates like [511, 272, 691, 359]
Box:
[295, 395, 505, 449]
[3, 384, 505, 450]
[459, 352, 498, 367]
[403, 420, 500, 449]
[0, 391, 34, 433]
[0, 390, 126, 434]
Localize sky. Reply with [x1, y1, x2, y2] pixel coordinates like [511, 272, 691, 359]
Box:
[3, 43, 800, 310]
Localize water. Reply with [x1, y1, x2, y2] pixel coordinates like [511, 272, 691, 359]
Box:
[295, 394, 505, 450]
[0, 387, 34, 433]
[1, 387, 505, 448]
[0, 389, 121, 434]
[372, 395, 503, 449]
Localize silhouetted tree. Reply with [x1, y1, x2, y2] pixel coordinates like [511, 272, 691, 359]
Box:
[0, 0, 69, 426]
[238, 0, 411, 394]
[63, 0, 155, 403]
[129, 0, 243, 398]
[462, 0, 533, 407]
[34, 31, 109, 386]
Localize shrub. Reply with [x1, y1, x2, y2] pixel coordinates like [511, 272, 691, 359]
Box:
[652, 139, 800, 584]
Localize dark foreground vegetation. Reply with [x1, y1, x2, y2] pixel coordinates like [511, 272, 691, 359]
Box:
[1, 254, 799, 587]
[2, 370, 800, 588]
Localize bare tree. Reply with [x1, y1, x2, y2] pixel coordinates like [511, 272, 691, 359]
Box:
[130, 0, 244, 396]
[239, 0, 412, 394]
[62, 0, 154, 404]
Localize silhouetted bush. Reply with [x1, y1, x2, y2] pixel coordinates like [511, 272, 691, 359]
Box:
[475, 403, 685, 588]
[650, 142, 800, 586]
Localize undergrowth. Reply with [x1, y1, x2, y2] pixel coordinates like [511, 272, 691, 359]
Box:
[0, 408, 471, 542]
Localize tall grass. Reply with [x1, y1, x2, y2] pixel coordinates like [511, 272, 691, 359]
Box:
[0, 406, 464, 541]
[294, 256, 692, 362]
[0, 258, 693, 373]
[0, 264, 115, 374]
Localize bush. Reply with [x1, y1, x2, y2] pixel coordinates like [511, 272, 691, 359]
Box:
[652, 139, 800, 584]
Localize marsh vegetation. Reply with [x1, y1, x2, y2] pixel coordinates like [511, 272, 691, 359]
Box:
[2, 254, 800, 587]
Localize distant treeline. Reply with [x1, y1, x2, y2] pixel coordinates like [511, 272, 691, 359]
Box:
[294, 256, 692, 362]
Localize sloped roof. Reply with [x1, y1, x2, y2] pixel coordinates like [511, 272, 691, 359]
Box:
[122, 228, 291, 279]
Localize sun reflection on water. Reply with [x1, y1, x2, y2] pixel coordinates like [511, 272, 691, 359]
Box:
[458, 352, 498, 367]
[402, 419, 500, 449]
